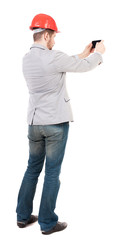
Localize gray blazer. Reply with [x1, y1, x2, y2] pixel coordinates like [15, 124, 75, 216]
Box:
[22, 43, 103, 125]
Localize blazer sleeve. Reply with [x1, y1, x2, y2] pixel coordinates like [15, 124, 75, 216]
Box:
[53, 50, 103, 73]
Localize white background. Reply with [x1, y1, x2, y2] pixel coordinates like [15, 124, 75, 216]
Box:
[0, 0, 140, 239]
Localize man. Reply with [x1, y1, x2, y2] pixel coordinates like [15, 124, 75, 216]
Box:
[16, 13, 105, 235]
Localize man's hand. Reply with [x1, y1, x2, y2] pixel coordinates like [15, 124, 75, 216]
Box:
[78, 43, 95, 59]
[78, 40, 105, 59]
[95, 40, 105, 54]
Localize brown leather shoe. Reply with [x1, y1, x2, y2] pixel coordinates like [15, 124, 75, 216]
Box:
[17, 215, 38, 228]
[42, 221, 68, 235]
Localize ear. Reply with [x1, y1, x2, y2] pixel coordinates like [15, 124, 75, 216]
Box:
[44, 32, 49, 41]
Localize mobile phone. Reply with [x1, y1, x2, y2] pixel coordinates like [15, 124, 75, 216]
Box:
[92, 40, 101, 48]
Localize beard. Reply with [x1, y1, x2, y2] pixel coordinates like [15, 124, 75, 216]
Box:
[47, 39, 53, 50]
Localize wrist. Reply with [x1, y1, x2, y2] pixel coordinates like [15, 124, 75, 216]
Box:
[95, 50, 102, 55]
[78, 53, 85, 59]
[95, 50, 102, 54]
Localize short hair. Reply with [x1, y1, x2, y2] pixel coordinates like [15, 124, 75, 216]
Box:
[33, 28, 55, 42]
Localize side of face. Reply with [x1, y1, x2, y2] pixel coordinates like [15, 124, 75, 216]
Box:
[44, 32, 56, 50]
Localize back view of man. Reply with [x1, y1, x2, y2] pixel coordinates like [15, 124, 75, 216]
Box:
[16, 13, 105, 235]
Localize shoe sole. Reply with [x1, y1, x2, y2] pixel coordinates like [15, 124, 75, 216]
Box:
[42, 224, 67, 235]
[17, 215, 38, 228]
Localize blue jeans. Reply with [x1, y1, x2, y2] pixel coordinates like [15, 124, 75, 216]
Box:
[16, 122, 69, 231]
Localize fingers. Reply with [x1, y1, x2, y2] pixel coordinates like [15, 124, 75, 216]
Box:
[97, 40, 104, 44]
[95, 40, 105, 54]
[86, 43, 92, 49]
[96, 40, 104, 48]
[96, 40, 104, 45]
[90, 48, 95, 53]
[84, 41, 105, 55]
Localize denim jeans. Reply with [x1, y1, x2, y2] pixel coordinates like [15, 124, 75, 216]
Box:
[16, 122, 69, 231]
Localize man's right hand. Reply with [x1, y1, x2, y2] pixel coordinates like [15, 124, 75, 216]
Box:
[95, 40, 105, 54]
[78, 43, 94, 59]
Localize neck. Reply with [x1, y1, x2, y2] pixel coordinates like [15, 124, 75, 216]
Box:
[34, 41, 46, 48]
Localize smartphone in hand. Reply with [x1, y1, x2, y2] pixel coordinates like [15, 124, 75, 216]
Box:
[92, 40, 101, 48]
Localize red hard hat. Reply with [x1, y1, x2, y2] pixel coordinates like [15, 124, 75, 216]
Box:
[29, 13, 60, 32]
